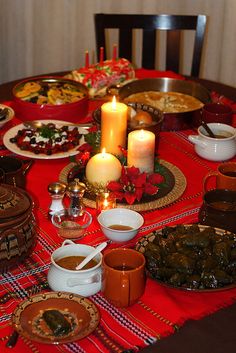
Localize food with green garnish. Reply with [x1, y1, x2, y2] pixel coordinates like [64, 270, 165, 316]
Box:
[9, 123, 82, 155]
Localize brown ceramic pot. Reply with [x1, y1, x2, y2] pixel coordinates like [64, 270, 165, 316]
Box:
[0, 184, 37, 272]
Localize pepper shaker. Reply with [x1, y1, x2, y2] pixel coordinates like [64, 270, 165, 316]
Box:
[67, 179, 86, 215]
[48, 182, 67, 216]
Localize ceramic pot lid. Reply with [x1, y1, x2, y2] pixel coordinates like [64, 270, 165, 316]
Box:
[0, 184, 31, 221]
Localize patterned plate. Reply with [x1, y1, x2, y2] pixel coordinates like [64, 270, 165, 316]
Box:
[12, 291, 100, 344]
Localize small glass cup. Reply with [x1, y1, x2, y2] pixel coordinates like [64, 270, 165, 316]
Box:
[96, 192, 116, 214]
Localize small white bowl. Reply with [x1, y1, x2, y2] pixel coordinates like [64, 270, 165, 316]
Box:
[97, 208, 144, 243]
[0, 104, 14, 128]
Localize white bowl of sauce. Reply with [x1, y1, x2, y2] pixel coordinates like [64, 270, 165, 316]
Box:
[47, 240, 102, 297]
[188, 123, 236, 161]
[97, 208, 144, 243]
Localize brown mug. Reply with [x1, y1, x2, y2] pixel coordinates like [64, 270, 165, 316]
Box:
[102, 248, 146, 308]
[202, 102, 233, 125]
[204, 162, 236, 192]
[0, 156, 33, 188]
[198, 189, 236, 233]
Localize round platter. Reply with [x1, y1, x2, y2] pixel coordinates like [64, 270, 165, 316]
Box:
[12, 291, 100, 344]
[59, 159, 186, 211]
[135, 224, 236, 292]
[3, 120, 88, 160]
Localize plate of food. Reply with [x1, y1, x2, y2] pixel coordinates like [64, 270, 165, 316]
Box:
[116, 78, 211, 130]
[12, 76, 89, 122]
[135, 224, 236, 291]
[3, 120, 89, 159]
[0, 104, 15, 128]
[11, 291, 100, 344]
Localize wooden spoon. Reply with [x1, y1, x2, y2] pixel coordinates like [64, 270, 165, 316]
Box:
[201, 120, 216, 138]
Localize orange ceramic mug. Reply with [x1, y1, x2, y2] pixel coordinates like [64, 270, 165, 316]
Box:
[102, 248, 146, 308]
[204, 162, 236, 192]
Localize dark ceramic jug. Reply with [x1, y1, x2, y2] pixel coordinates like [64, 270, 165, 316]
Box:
[199, 189, 236, 233]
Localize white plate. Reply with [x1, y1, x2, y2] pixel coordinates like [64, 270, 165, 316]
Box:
[0, 104, 15, 128]
[3, 119, 88, 160]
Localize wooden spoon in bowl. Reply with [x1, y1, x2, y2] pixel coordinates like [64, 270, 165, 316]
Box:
[201, 120, 216, 138]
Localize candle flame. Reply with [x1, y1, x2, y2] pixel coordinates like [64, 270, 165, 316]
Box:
[101, 148, 106, 154]
[103, 199, 109, 207]
[112, 95, 117, 110]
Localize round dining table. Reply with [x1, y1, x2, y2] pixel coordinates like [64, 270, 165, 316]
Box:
[0, 70, 236, 353]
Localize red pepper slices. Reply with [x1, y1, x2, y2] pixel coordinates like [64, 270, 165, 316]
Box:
[9, 123, 82, 155]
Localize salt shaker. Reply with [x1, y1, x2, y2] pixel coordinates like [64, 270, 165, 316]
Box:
[66, 179, 86, 215]
[48, 182, 67, 216]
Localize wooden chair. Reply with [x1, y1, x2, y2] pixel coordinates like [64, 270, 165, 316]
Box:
[94, 14, 207, 77]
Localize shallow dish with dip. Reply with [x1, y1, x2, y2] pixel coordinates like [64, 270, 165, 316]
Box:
[116, 77, 211, 131]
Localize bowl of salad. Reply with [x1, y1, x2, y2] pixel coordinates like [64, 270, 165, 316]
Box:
[12, 76, 89, 122]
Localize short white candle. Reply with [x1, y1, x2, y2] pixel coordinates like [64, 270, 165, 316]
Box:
[127, 130, 155, 173]
[101, 96, 128, 156]
[85, 149, 122, 185]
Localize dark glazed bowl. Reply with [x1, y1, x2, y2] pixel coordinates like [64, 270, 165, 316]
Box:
[12, 76, 89, 123]
[117, 78, 211, 131]
[93, 102, 164, 151]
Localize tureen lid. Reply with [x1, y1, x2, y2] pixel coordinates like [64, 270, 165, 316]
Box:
[0, 184, 31, 221]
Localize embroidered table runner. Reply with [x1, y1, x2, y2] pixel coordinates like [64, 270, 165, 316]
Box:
[0, 70, 236, 353]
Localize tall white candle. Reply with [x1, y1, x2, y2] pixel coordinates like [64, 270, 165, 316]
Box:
[101, 96, 128, 156]
[127, 130, 155, 173]
[85, 149, 122, 185]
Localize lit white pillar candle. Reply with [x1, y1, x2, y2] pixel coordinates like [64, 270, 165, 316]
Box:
[85, 149, 122, 185]
[127, 130, 155, 173]
[101, 96, 128, 156]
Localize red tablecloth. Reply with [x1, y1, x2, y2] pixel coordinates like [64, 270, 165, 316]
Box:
[0, 70, 236, 353]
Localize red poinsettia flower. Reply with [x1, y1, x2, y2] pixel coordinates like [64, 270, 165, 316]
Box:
[107, 166, 163, 205]
[75, 148, 91, 166]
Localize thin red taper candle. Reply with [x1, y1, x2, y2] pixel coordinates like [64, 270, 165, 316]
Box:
[99, 47, 104, 65]
[112, 44, 117, 61]
[85, 50, 89, 68]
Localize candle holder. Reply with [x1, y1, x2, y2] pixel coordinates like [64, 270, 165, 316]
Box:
[96, 192, 116, 213]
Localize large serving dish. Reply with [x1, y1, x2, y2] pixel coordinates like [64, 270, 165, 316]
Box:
[3, 120, 88, 159]
[135, 224, 236, 292]
[12, 291, 100, 344]
[12, 76, 89, 122]
[117, 78, 211, 131]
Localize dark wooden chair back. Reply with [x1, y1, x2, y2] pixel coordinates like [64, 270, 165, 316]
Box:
[94, 14, 207, 77]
